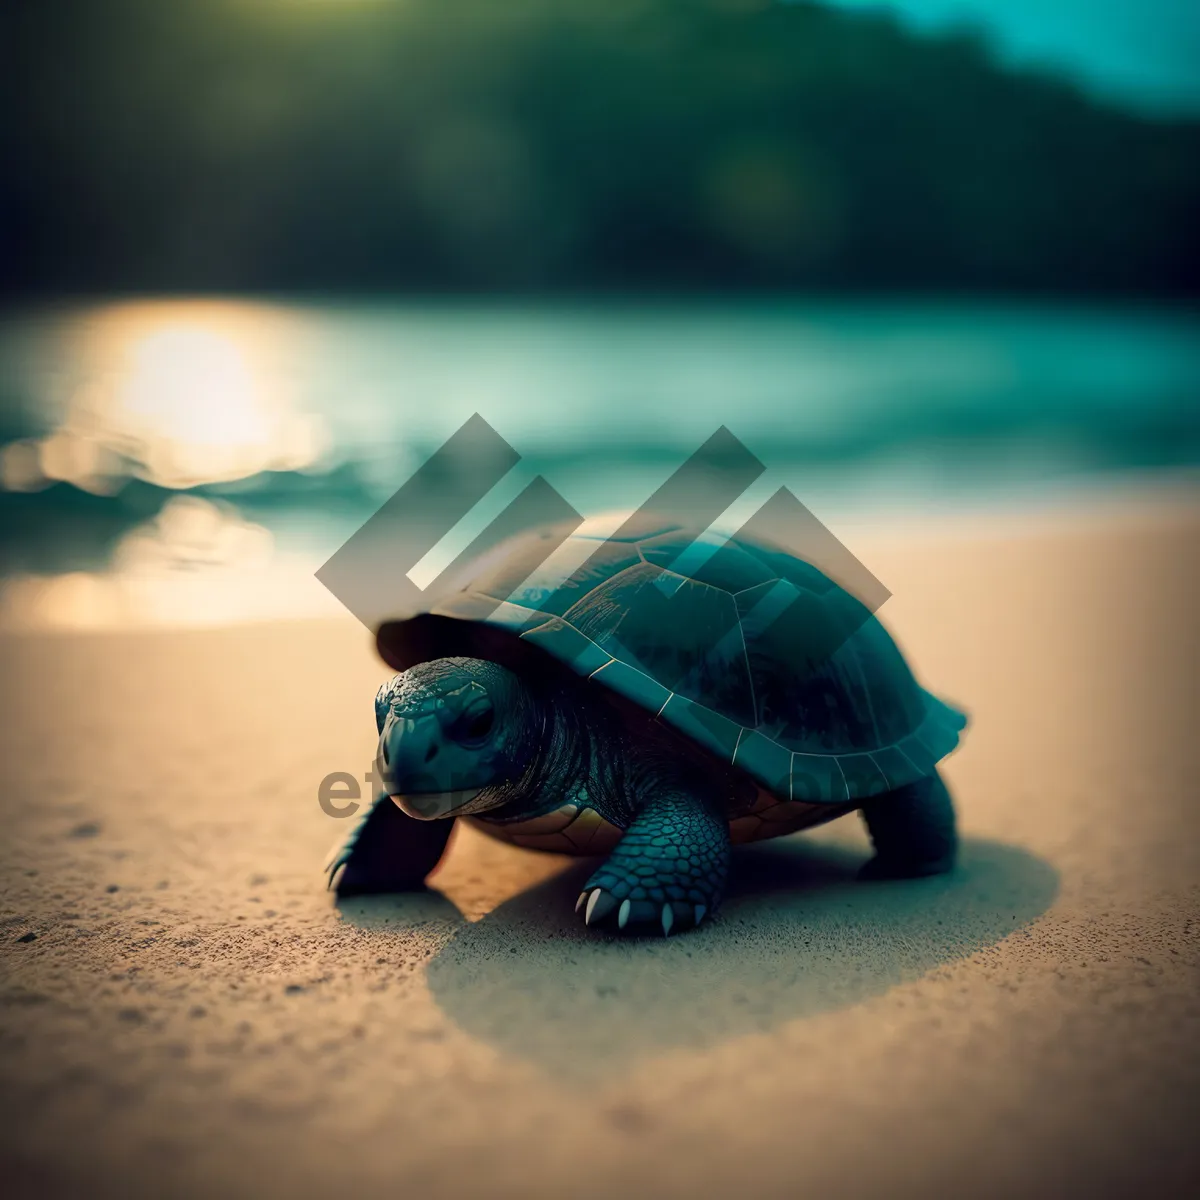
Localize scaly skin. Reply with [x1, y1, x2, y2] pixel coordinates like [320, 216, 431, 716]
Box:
[335, 657, 740, 934]
[330, 656, 956, 935]
[574, 782, 730, 935]
[475, 670, 739, 932]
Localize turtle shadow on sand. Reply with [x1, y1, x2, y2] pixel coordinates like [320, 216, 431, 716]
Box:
[333, 887, 468, 944]
[416, 836, 1058, 1080]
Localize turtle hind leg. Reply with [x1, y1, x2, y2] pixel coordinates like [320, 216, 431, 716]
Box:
[858, 771, 958, 881]
[325, 791, 455, 895]
[577, 786, 731, 936]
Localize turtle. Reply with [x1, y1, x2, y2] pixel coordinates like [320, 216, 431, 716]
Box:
[325, 512, 968, 935]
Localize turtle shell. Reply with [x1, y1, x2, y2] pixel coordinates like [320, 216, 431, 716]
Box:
[376, 513, 967, 806]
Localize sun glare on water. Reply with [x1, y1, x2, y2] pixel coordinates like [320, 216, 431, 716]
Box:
[50, 300, 325, 491]
[0, 300, 341, 630]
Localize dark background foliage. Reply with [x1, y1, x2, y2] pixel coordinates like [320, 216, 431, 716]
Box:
[2, 0, 1198, 296]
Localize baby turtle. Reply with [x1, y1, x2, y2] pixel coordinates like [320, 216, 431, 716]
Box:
[326, 514, 967, 935]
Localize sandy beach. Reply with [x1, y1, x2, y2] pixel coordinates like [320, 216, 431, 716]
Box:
[1, 489, 1197, 1200]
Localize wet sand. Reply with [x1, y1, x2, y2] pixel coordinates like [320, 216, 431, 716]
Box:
[1, 492, 1197, 1199]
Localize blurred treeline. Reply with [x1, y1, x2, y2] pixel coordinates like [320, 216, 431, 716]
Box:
[2, 0, 1198, 296]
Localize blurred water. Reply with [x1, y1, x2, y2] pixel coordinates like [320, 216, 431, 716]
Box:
[0, 297, 1196, 627]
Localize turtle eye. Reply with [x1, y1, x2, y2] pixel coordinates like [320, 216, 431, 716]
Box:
[449, 701, 495, 746]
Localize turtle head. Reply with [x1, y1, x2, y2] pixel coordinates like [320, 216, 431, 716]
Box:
[374, 657, 537, 820]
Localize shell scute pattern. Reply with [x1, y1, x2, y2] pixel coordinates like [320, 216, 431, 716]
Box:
[409, 518, 967, 811]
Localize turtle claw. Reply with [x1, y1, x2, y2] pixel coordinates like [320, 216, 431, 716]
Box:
[583, 888, 618, 926]
[576, 886, 712, 935]
[324, 854, 349, 891]
[664, 900, 710, 935]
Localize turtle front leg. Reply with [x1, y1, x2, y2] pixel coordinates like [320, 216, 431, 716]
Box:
[325, 789, 455, 895]
[576, 786, 730, 936]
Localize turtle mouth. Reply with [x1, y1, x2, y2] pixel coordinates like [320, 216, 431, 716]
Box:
[389, 787, 482, 820]
[375, 723, 487, 819]
[375, 746, 482, 819]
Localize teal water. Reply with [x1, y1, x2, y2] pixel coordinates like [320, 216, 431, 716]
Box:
[1, 298, 1197, 579]
[826, 0, 1200, 114]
